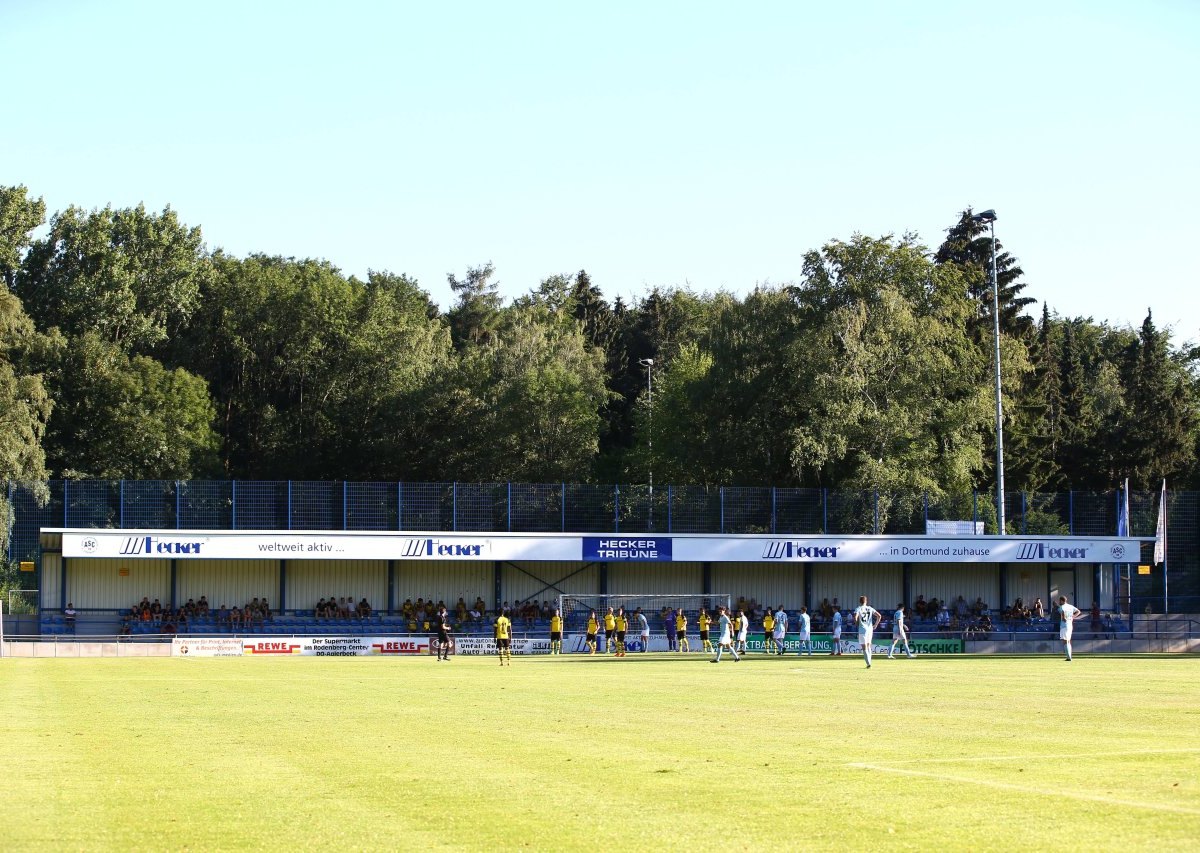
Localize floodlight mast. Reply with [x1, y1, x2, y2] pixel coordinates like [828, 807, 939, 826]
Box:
[972, 208, 1005, 535]
[638, 358, 654, 530]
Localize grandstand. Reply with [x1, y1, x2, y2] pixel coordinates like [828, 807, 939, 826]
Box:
[4, 478, 1196, 652]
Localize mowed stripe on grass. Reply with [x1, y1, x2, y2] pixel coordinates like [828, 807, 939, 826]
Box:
[1, 653, 1198, 851]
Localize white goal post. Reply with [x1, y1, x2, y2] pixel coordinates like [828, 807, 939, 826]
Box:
[557, 593, 731, 652]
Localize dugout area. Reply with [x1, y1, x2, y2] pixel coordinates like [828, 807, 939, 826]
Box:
[29, 528, 1148, 634]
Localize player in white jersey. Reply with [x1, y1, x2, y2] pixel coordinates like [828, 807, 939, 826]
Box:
[772, 605, 788, 656]
[853, 595, 882, 668]
[887, 603, 914, 659]
[710, 605, 740, 663]
[829, 609, 844, 655]
[1057, 595, 1083, 661]
[735, 608, 749, 654]
[795, 606, 812, 656]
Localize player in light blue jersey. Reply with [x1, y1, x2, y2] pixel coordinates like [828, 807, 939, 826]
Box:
[710, 605, 740, 663]
[887, 603, 914, 659]
[795, 606, 813, 656]
[853, 595, 881, 668]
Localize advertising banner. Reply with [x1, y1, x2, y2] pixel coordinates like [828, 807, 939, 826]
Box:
[172, 636, 434, 657]
[450, 636, 551, 655]
[62, 529, 1145, 565]
[743, 633, 962, 654]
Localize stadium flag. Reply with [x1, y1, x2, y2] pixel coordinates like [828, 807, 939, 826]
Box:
[1116, 479, 1130, 537]
[1153, 479, 1166, 565]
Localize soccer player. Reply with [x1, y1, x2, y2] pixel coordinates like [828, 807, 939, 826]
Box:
[710, 605, 740, 662]
[586, 610, 599, 655]
[830, 608, 844, 655]
[735, 608, 749, 654]
[495, 609, 512, 666]
[773, 604, 788, 655]
[887, 603, 914, 659]
[603, 607, 617, 654]
[676, 608, 690, 652]
[795, 606, 813, 656]
[665, 608, 678, 652]
[436, 606, 452, 661]
[637, 608, 650, 652]
[698, 607, 713, 654]
[763, 608, 775, 654]
[614, 607, 628, 657]
[549, 608, 563, 655]
[854, 595, 882, 668]
[1058, 595, 1083, 661]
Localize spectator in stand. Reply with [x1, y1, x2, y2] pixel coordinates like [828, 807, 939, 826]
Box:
[150, 599, 162, 623]
[913, 595, 928, 620]
[473, 596, 486, 615]
[1032, 597, 1046, 619]
[64, 602, 77, 632]
[468, 602, 482, 623]
[358, 598, 372, 618]
[936, 604, 951, 631]
[218, 604, 230, 626]
[954, 596, 969, 619]
[230, 606, 243, 630]
[140, 601, 152, 623]
[972, 596, 988, 616]
[456, 598, 468, 622]
[197, 596, 209, 616]
[1090, 602, 1102, 634]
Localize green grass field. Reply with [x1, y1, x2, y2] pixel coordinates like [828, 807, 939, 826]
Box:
[2, 652, 1198, 851]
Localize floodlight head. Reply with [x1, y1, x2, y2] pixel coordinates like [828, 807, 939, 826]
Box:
[638, 358, 654, 367]
[972, 209, 997, 223]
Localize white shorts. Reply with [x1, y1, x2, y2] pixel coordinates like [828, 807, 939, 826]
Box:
[832, 629, 842, 639]
[859, 632, 873, 647]
[893, 626, 908, 640]
[797, 631, 810, 642]
[641, 632, 650, 640]
[773, 630, 786, 641]
[737, 633, 748, 642]
[1060, 625, 1073, 641]
[720, 632, 731, 645]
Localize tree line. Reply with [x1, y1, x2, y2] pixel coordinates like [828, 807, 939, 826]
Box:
[2, 184, 1197, 519]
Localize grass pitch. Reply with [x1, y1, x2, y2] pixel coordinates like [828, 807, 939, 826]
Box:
[2, 651, 1198, 851]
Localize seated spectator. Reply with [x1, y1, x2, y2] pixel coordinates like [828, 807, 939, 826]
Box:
[913, 595, 928, 620]
[218, 604, 230, 625]
[161, 620, 176, 636]
[972, 596, 987, 616]
[140, 603, 152, 622]
[456, 598, 467, 620]
[1032, 597, 1045, 619]
[337, 597, 351, 619]
[197, 595, 209, 615]
[64, 602, 77, 631]
[473, 596, 486, 615]
[260, 599, 272, 620]
[151, 599, 163, 622]
[402, 598, 415, 618]
[357, 598, 372, 618]
[230, 607, 243, 629]
[118, 619, 132, 640]
[315, 598, 328, 617]
[936, 605, 951, 629]
[468, 603, 482, 622]
[820, 598, 833, 619]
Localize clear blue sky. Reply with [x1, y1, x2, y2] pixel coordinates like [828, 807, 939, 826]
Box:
[3, 0, 1198, 340]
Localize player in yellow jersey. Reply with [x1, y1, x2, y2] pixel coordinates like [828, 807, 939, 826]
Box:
[586, 610, 599, 654]
[763, 609, 775, 654]
[675, 609, 690, 652]
[494, 609, 512, 665]
[614, 607, 628, 656]
[549, 608, 563, 655]
[698, 608, 713, 653]
[603, 607, 616, 654]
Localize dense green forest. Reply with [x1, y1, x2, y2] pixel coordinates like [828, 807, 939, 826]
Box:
[2, 183, 1197, 504]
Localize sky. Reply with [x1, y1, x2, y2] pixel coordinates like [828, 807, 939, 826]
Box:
[3, 0, 1198, 340]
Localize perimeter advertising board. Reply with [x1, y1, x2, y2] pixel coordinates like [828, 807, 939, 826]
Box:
[62, 529, 1144, 564]
[744, 633, 962, 654]
[172, 636, 433, 656]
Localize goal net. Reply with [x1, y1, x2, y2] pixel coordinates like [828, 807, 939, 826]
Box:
[558, 593, 731, 652]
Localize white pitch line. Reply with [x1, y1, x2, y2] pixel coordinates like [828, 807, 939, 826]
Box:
[877, 747, 1200, 766]
[845, 762, 1200, 816]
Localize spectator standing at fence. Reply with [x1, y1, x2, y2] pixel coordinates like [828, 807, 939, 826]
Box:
[64, 602, 77, 632]
[636, 608, 650, 653]
[888, 604, 914, 659]
[1058, 596, 1083, 661]
[710, 605, 740, 663]
[854, 596, 882, 668]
